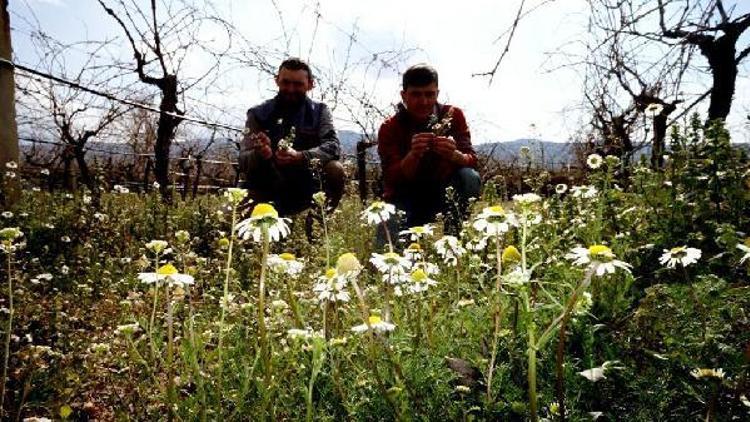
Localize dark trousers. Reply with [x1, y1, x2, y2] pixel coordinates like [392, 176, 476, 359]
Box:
[376, 167, 481, 248]
[241, 151, 345, 216]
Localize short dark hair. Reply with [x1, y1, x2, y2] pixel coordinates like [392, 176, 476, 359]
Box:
[278, 57, 313, 81]
[402, 64, 438, 90]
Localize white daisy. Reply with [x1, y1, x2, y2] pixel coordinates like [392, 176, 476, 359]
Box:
[473, 205, 517, 236]
[115, 323, 141, 336]
[145, 240, 169, 254]
[578, 361, 621, 382]
[502, 267, 531, 287]
[138, 264, 195, 287]
[587, 154, 603, 169]
[362, 201, 397, 225]
[5, 161, 17, 169]
[434, 235, 466, 266]
[690, 368, 725, 380]
[351, 315, 396, 334]
[312, 268, 351, 303]
[645, 103, 664, 117]
[224, 187, 248, 205]
[512, 193, 542, 205]
[236, 203, 291, 243]
[399, 224, 434, 241]
[464, 235, 489, 252]
[570, 185, 598, 199]
[267, 252, 305, 277]
[403, 243, 424, 262]
[736, 239, 750, 264]
[399, 267, 438, 296]
[370, 252, 411, 284]
[0, 227, 23, 243]
[555, 183, 568, 194]
[287, 328, 323, 340]
[566, 245, 632, 277]
[659, 246, 701, 268]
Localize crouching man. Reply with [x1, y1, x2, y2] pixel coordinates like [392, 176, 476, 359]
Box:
[239, 58, 345, 215]
[377, 64, 481, 240]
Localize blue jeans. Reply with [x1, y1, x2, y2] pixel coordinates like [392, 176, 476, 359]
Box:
[376, 167, 481, 249]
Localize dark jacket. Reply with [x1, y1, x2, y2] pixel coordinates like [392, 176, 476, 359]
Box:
[239, 95, 340, 167]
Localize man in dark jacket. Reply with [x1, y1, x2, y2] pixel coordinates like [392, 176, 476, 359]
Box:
[239, 58, 345, 215]
[377, 64, 481, 236]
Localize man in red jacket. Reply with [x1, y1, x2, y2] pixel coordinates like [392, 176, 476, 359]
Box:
[377, 64, 481, 238]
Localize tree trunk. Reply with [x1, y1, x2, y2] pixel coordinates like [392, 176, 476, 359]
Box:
[74, 146, 96, 192]
[705, 36, 737, 121]
[154, 75, 181, 200]
[0, 0, 19, 204]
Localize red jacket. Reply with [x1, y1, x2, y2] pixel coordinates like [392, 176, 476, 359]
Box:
[377, 104, 478, 200]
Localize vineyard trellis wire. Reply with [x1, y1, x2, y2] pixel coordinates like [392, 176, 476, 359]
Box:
[6, 56, 580, 200]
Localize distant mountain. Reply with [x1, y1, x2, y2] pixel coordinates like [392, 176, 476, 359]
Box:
[474, 139, 574, 167]
[22, 130, 749, 168]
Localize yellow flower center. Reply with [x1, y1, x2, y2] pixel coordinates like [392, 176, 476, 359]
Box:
[157, 263, 179, 276]
[669, 246, 686, 255]
[743, 238, 750, 247]
[251, 203, 278, 219]
[411, 226, 425, 234]
[383, 252, 401, 265]
[325, 268, 336, 279]
[411, 268, 427, 282]
[502, 245, 522, 264]
[336, 252, 361, 274]
[407, 243, 422, 251]
[588, 244, 613, 259]
[488, 205, 505, 214]
[368, 315, 382, 325]
[279, 252, 296, 261]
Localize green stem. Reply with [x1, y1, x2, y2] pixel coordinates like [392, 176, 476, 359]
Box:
[321, 206, 331, 267]
[148, 253, 161, 360]
[1, 251, 14, 418]
[166, 285, 175, 420]
[528, 320, 538, 422]
[486, 233, 504, 401]
[258, 229, 272, 418]
[217, 201, 237, 402]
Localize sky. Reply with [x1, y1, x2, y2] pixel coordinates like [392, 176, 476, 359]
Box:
[9, 0, 750, 144]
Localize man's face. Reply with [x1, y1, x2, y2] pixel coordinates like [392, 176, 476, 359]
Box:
[276, 68, 313, 106]
[401, 82, 439, 122]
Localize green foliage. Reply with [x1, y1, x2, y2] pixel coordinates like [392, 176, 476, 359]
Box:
[0, 119, 749, 420]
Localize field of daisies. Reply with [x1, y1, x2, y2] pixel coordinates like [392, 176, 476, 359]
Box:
[1, 121, 750, 420]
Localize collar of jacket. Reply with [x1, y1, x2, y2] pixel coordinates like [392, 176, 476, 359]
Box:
[253, 95, 316, 122]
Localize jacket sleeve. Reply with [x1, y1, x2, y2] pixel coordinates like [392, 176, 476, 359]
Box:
[451, 107, 478, 168]
[302, 104, 341, 164]
[378, 120, 419, 187]
[238, 109, 263, 187]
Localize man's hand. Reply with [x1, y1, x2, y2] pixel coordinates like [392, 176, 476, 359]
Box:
[434, 136, 467, 165]
[246, 132, 273, 160]
[275, 148, 305, 166]
[406, 133, 433, 161]
[433, 136, 457, 158]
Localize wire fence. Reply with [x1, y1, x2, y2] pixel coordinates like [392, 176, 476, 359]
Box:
[6, 56, 580, 199]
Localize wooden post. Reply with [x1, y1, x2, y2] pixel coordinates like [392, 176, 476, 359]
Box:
[0, 0, 19, 202]
[143, 157, 153, 192]
[192, 156, 202, 198]
[179, 157, 190, 200]
[356, 138, 372, 203]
